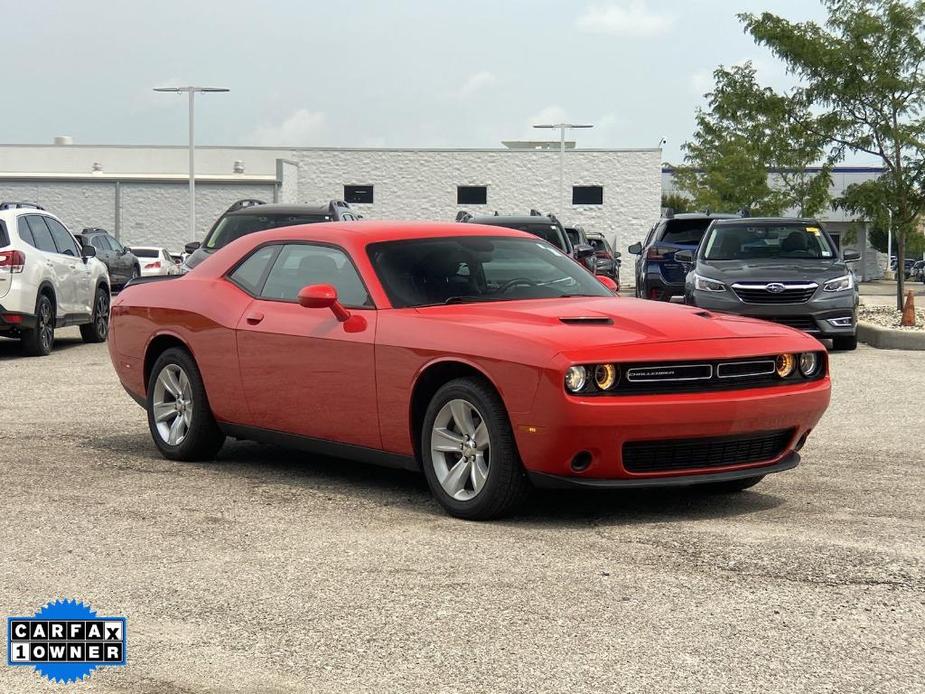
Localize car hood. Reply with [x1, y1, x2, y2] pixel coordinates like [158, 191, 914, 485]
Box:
[412, 296, 814, 358]
[698, 258, 848, 282]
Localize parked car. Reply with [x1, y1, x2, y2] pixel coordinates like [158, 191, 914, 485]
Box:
[76, 228, 140, 289]
[628, 212, 741, 301]
[130, 247, 182, 277]
[585, 231, 621, 287]
[563, 226, 597, 272]
[910, 259, 925, 282]
[0, 202, 110, 355]
[182, 199, 359, 272]
[679, 218, 860, 350]
[457, 210, 596, 268]
[890, 256, 916, 277]
[108, 220, 830, 520]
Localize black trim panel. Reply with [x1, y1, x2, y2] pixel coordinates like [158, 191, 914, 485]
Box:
[124, 274, 182, 289]
[528, 452, 799, 489]
[220, 423, 418, 471]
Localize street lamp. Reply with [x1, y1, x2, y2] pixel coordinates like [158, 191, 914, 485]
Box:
[532, 122, 593, 213]
[153, 86, 230, 241]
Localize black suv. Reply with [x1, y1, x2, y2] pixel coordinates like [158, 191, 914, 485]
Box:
[182, 199, 358, 271]
[456, 210, 595, 267]
[75, 228, 140, 288]
[628, 212, 740, 300]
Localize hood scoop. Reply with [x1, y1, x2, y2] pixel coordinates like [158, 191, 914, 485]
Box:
[559, 316, 614, 326]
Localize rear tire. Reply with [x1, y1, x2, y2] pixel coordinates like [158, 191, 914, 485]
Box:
[421, 377, 530, 520]
[697, 475, 765, 494]
[21, 294, 54, 357]
[832, 335, 858, 351]
[80, 286, 110, 343]
[147, 347, 225, 461]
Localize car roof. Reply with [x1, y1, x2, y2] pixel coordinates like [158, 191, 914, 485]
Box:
[227, 203, 335, 217]
[468, 215, 560, 225]
[230, 220, 535, 245]
[711, 217, 820, 225]
[667, 213, 741, 220]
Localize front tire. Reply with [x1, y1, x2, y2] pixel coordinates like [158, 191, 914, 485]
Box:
[832, 335, 858, 351]
[21, 294, 54, 356]
[421, 377, 529, 520]
[80, 286, 110, 343]
[147, 347, 225, 461]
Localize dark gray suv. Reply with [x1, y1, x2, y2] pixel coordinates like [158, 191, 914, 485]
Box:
[678, 218, 860, 350]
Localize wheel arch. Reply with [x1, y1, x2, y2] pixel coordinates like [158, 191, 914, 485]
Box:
[143, 332, 193, 393]
[408, 359, 506, 469]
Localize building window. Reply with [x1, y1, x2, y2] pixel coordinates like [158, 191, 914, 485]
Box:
[572, 186, 603, 205]
[457, 185, 488, 205]
[344, 185, 374, 204]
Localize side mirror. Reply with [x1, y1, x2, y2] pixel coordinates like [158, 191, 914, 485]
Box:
[612, 250, 622, 259]
[184, 241, 201, 255]
[628, 242, 642, 255]
[843, 249, 861, 261]
[81, 245, 97, 258]
[597, 275, 619, 292]
[575, 243, 595, 259]
[674, 250, 694, 263]
[298, 284, 351, 322]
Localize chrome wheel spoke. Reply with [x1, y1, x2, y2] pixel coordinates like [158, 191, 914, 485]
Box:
[167, 414, 185, 445]
[471, 456, 489, 493]
[162, 368, 182, 397]
[473, 421, 489, 450]
[442, 458, 471, 496]
[153, 402, 175, 422]
[449, 400, 476, 436]
[153, 363, 193, 446]
[433, 427, 464, 452]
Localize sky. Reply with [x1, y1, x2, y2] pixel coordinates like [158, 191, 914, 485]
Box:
[0, 0, 862, 163]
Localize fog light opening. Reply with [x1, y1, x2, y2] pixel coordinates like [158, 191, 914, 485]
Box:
[571, 451, 593, 472]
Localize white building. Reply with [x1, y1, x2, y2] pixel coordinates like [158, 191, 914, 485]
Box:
[0, 142, 662, 285]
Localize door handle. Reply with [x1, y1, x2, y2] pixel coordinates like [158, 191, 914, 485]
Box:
[245, 312, 264, 325]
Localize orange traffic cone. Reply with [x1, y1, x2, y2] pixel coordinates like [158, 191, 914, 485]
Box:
[901, 290, 916, 327]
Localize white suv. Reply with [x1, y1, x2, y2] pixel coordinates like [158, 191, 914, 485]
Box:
[0, 202, 111, 356]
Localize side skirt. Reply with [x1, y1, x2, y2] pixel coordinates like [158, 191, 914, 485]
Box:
[220, 423, 419, 472]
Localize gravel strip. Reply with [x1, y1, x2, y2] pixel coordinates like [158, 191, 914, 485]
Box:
[858, 304, 925, 331]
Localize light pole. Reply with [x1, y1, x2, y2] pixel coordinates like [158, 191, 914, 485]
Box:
[154, 86, 230, 241]
[532, 122, 593, 213]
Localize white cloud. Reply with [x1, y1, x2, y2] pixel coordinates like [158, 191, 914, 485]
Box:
[454, 71, 498, 98]
[576, 2, 675, 38]
[248, 109, 326, 146]
[689, 69, 713, 96]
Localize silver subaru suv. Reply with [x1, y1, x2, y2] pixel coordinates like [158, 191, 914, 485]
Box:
[679, 218, 860, 351]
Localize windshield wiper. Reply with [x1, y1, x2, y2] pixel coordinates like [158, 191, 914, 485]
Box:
[444, 295, 487, 304]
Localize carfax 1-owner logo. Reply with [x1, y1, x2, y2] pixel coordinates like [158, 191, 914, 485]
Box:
[7, 599, 127, 684]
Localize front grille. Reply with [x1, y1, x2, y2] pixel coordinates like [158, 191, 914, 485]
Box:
[622, 429, 794, 473]
[732, 283, 817, 304]
[754, 315, 819, 333]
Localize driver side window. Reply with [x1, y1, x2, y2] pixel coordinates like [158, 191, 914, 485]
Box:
[260, 244, 371, 307]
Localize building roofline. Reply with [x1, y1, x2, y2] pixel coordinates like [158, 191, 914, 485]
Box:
[0, 172, 276, 184]
[0, 143, 661, 154]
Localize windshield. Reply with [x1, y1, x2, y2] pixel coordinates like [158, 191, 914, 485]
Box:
[204, 214, 330, 250]
[660, 218, 712, 245]
[483, 222, 568, 251]
[703, 223, 835, 261]
[368, 236, 610, 308]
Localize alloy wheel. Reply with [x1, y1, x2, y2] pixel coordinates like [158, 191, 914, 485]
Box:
[430, 398, 491, 501]
[152, 364, 194, 446]
[95, 292, 109, 338]
[38, 300, 53, 352]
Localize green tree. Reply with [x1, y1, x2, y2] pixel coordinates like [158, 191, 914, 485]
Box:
[661, 192, 694, 214]
[742, 0, 925, 308]
[675, 63, 832, 216]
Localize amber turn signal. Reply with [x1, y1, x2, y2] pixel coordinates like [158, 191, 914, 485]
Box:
[775, 353, 796, 378]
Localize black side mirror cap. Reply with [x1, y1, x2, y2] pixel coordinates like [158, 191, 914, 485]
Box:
[628, 242, 642, 255]
[843, 249, 861, 261]
[575, 243, 595, 258]
[674, 250, 694, 263]
[81, 245, 97, 258]
[184, 241, 202, 254]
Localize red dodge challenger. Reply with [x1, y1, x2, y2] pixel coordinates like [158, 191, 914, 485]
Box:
[108, 221, 830, 519]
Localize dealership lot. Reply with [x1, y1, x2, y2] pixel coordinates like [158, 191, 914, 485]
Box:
[0, 331, 922, 693]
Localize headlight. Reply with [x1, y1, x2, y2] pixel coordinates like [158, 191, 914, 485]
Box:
[823, 274, 853, 292]
[593, 363, 618, 390]
[799, 352, 819, 377]
[694, 274, 726, 292]
[775, 353, 796, 378]
[565, 366, 588, 393]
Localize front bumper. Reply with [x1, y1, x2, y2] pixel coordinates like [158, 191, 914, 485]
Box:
[511, 378, 829, 482]
[689, 290, 857, 337]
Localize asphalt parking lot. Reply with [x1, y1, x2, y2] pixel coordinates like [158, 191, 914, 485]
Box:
[0, 329, 923, 693]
